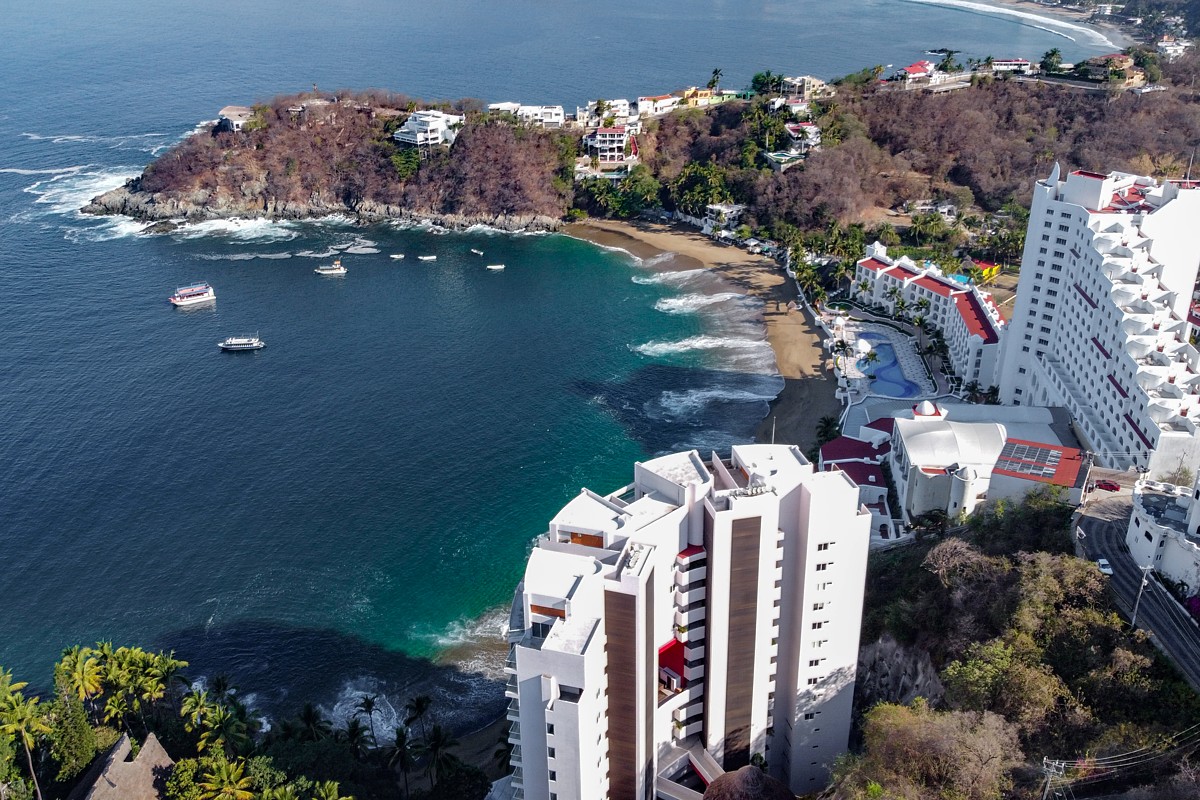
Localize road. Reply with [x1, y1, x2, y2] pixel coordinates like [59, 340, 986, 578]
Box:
[1076, 495, 1200, 691]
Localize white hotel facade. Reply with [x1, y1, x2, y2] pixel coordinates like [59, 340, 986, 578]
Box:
[995, 166, 1200, 473]
[496, 444, 870, 800]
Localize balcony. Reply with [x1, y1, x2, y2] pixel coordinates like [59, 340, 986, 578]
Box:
[507, 698, 520, 721]
[674, 584, 706, 607]
[510, 745, 522, 766]
[675, 565, 706, 586]
[505, 675, 519, 700]
[504, 646, 517, 674]
[675, 603, 706, 628]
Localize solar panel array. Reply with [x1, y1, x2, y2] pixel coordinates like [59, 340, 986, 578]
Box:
[996, 441, 1061, 479]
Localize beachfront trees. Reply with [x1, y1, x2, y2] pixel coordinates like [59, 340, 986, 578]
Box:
[197, 758, 254, 800]
[421, 724, 460, 784]
[199, 704, 249, 758]
[0, 689, 50, 800]
[355, 695, 378, 747]
[708, 67, 723, 91]
[750, 70, 784, 95]
[403, 695, 432, 742]
[297, 703, 332, 743]
[1040, 48, 1063, 73]
[669, 161, 733, 217]
[387, 727, 417, 798]
[47, 681, 97, 782]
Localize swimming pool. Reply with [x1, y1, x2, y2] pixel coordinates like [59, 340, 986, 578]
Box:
[856, 332, 922, 398]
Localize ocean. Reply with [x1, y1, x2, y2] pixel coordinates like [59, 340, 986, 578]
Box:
[0, 0, 1114, 733]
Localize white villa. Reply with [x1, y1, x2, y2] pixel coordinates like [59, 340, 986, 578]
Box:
[583, 126, 636, 165]
[492, 445, 870, 800]
[217, 105, 253, 132]
[995, 166, 1200, 473]
[780, 75, 834, 102]
[393, 110, 464, 149]
[636, 94, 682, 117]
[854, 243, 1005, 389]
[576, 99, 633, 126]
[1127, 476, 1200, 592]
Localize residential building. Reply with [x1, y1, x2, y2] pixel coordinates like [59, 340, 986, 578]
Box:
[497, 445, 871, 800]
[216, 105, 253, 132]
[75, 733, 173, 800]
[989, 58, 1033, 74]
[1127, 476, 1200, 590]
[891, 61, 953, 88]
[784, 122, 821, 153]
[489, 102, 523, 115]
[636, 94, 682, 117]
[703, 203, 745, 235]
[818, 435, 896, 542]
[517, 105, 566, 128]
[853, 243, 1005, 388]
[1156, 36, 1192, 62]
[583, 126, 636, 164]
[1084, 53, 1146, 86]
[780, 75, 834, 103]
[576, 99, 632, 126]
[393, 110, 465, 150]
[995, 165, 1200, 472]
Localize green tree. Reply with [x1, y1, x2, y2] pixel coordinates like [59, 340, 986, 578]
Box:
[181, 689, 215, 734]
[166, 757, 203, 800]
[47, 680, 97, 782]
[1041, 48, 1063, 73]
[938, 50, 962, 73]
[421, 724, 460, 784]
[297, 703, 332, 743]
[386, 726, 417, 798]
[311, 781, 353, 800]
[816, 415, 841, 445]
[0, 690, 51, 800]
[198, 758, 254, 800]
[198, 704, 249, 758]
[707, 67, 723, 91]
[355, 695, 377, 747]
[669, 161, 732, 217]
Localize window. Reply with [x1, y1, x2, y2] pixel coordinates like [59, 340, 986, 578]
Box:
[809, 659, 821, 667]
[1022, 346, 1030, 352]
[1047, 289, 1058, 297]
[1054, 250, 1065, 258]
[1039, 247, 1047, 254]
[1058, 224, 1069, 231]
[816, 542, 830, 551]
[807, 677, 819, 685]
[547, 724, 555, 735]
[1037, 259, 1046, 267]
[1056, 238, 1067, 245]
[815, 562, 828, 571]
[1049, 276, 1060, 284]
[804, 712, 817, 720]
[1041, 326, 1051, 334]
[1044, 221, 1052, 228]
[812, 621, 823, 629]
[1018, 367, 1027, 374]
[1041, 234, 1050, 241]
[812, 602, 825, 610]
[548, 747, 556, 758]
[549, 771, 557, 782]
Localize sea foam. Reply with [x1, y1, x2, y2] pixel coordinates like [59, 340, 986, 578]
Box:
[654, 292, 743, 314]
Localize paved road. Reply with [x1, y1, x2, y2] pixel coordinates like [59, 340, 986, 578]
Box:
[1077, 496, 1200, 691]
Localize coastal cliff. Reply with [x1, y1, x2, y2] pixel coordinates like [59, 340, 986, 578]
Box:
[82, 91, 576, 232]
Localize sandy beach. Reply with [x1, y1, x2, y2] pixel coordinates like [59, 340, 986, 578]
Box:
[973, 0, 1136, 49]
[564, 218, 842, 452]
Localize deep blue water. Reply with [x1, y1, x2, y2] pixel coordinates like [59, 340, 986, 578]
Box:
[0, 0, 1113, 730]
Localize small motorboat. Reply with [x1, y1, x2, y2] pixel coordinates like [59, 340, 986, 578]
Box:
[486, 264, 505, 271]
[418, 255, 437, 262]
[218, 335, 265, 351]
[390, 254, 406, 260]
[315, 258, 347, 276]
[470, 248, 484, 256]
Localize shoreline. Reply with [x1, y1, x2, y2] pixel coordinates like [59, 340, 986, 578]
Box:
[564, 219, 841, 452]
[914, 0, 1136, 51]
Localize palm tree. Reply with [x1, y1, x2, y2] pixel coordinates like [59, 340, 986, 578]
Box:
[387, 726, 417, 798]
[311, 781, 352, 800]
[832, 339, 853, 372]
[422, 724, 460, 785]
[816, 415, 841, 444]
[339, 718, 370, 760]
[1040, 47, 1063, 73]
[209, 674, 233, 704]
[58, 646, 103, 706]
[198, 703, 248, 757]
[493, 728, 513, 773]
[1, 690, 50, 800]
[856, 279, 871, 299]
[298, 702, 332, 742]
[356, 694, 378, 746]
[863, 351, 880, 367]
[197, 758, 254, 800]
[103, 691, 130, 734]
[181, 689, 213, 733]
[259, 788, 300, 800]
[403, 695, 432, 741]
[894, 297, 910, 319]
[707, 67, 723, 91]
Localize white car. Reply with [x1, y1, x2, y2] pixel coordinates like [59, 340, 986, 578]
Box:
[1096, 558, 1114, 576]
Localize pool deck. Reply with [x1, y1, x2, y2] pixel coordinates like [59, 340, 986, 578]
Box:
[831, 320, 936, 399]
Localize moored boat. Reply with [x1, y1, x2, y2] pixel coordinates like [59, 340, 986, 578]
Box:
[486, 264, 505, 271]
[390, 254, 405, 260]
[218, 335, 265, 351]
[169, 282, 216, 306]
[418, 255, 437, 262]
[314, 258, 347, 276]
[470, 248, 484, 256]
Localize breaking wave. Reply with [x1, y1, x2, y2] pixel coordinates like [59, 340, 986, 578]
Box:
[634, 335, 769, 357]
[651, 386, 782, 419]
[902, 0, 1117, 48]
[631, 268, 706, 286]
[654, 292, 743, 314]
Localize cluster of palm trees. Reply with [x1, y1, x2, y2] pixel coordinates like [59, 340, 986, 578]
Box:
[1, 667, 51, 800]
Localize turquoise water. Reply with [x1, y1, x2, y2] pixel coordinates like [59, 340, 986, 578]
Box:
[0, 0, 1113, 730]
[857, 333, 922, 398]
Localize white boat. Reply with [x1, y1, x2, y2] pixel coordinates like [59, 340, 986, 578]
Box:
[314, 258, 347, 276]
[218, 335, 265, 351]
[470, 248, 484, 256]
[418, 255, 437, 262]
[486, 264, 505, 271]
[390, 254, 405, 260]
[169, 282, 215, 306]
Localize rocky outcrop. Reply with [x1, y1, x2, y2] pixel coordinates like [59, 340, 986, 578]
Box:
[82, 182, 564, 233]
[856, 634, 944, 709]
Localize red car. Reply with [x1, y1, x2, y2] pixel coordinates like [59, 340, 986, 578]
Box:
[1095, 479, 1121, 492]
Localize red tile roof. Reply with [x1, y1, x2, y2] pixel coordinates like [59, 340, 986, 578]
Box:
[954, 293, 1000, 344]
[595, 126, 626, 134]
[913, 275, 955, 298]
[864, 417, 896, 435]
[858, 257, 892, 272]
[829, 461, 886, 488]
[820, 435, 889, 463]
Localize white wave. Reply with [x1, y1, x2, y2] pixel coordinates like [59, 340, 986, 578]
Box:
[630, 268, 706, 286]
[902, 0, 1115, 48]
[21, 130, 176, 154]
[654, 292, 743, 314]
[640, 252, 677, 268]
[634, 335, 770, 357]
[0, 165, 90, 176]
[343, 246, 380, 254]
[192, 251, 294, 261]
[654, 387, 780, 418]
[294, 248, 342, 259]
[414, 607, 508, 650]
[322, 677, 405, 742]
[63, 217, 155, 243]
[22, 165, 139, 216]
[171, 218, 300, 242]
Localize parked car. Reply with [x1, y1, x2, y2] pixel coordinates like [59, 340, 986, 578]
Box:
[1096, 558, 1114, 576]
[1095, 479, 1121, 492]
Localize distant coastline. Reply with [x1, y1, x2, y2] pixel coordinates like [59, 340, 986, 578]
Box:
[907, 0, 1135, 51]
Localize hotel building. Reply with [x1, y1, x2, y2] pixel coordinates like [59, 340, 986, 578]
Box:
[853, 243, 1005, 388]
[495, 444, 870, 800]
[995, 165, 1200, 473]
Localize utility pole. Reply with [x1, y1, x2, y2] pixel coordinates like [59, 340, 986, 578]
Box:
[1130, 562, 1154, 629]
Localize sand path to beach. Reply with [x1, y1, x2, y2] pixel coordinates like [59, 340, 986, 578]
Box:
[564, 218, 842, 451]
